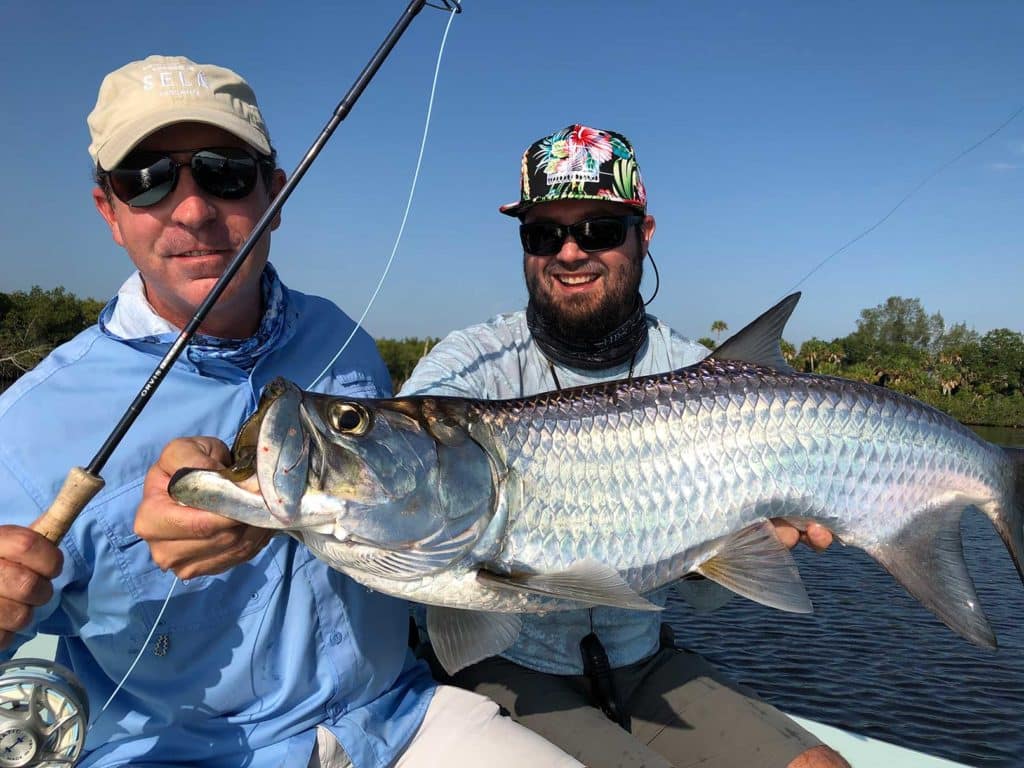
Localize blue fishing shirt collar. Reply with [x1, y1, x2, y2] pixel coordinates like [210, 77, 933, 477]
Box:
[99, 263, 289, 372]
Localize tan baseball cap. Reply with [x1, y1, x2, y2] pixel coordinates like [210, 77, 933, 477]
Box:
[87, 55, 273, 170]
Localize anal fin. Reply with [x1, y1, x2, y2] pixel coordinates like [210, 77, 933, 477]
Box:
[697, 520, 812, 613]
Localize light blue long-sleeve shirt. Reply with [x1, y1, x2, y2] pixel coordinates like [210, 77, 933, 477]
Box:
[0, 268, 434, 767]
[399, 310, 727, 675]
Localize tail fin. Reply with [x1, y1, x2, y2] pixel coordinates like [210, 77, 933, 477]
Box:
[993, 447, 1024, 584]
[870, 496, 995, 648]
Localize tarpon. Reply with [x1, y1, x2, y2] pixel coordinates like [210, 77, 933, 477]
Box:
[169, 293, 1024, 675]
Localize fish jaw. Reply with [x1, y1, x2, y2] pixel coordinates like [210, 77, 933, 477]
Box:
[168, 465, 290, 529]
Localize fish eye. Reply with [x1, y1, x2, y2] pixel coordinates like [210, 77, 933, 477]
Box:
[329, 402, 370, 435]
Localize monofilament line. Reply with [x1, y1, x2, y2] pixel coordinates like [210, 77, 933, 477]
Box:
[786, 102, 1024, 295]
[308, 5, 460, 390]
[97, 576, 178, 717]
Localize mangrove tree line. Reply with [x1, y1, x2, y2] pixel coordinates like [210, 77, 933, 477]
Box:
[1, 288, 1020, 427]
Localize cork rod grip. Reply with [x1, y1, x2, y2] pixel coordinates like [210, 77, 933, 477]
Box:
[29, 467, 105, 543]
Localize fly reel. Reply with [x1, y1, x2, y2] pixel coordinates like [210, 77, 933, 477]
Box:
[0, 659, 88, 768]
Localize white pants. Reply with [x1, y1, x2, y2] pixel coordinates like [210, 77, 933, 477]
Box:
[309, 684, 582, 768]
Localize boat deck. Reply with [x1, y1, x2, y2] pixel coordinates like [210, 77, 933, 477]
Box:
[13, 636, 973, 767]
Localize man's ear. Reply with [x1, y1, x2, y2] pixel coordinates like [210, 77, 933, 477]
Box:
[93, 186, 126, 247]
[270, 169, 287, 231]
[641, 214, 656, 252]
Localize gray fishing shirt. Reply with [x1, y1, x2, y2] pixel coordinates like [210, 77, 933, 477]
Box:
[400, 310, 730, 675]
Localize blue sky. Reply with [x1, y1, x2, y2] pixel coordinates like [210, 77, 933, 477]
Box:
[2, 1, 1021, 347]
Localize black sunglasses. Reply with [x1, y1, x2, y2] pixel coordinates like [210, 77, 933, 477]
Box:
[519, 215, 644, 256]
[102, 147, 274, 208]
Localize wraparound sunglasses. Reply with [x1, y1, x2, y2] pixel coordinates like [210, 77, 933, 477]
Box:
[519, 215, 644, 256]
[101, 147, 275, 208]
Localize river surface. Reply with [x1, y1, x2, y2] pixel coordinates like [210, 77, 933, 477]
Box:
[666, 426, 1024, 767]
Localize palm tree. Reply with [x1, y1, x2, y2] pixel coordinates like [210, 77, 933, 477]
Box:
[780, 339, 797, 364]
[799, 338, 829, 373]
[710, 320, 728, 341]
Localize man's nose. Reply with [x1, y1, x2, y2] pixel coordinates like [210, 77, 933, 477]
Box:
[554, 234, 589, 263]
[170, 169, 217, 227]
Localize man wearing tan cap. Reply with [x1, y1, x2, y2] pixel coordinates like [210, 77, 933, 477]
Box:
[400, 124, 849, 768]
[0, 56, 580, 767]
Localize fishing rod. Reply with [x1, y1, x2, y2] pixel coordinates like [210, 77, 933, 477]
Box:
[29, 0, 462, 544]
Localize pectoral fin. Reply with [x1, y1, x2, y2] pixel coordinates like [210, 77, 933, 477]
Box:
[477, 559, 660, 611]
[697, 520, 812, 613]
[427, 607, 522, 675]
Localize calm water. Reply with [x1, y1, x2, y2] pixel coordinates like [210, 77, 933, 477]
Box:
[666, 426, 1024, 767]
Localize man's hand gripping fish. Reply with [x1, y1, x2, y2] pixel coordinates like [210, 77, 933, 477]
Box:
[169, 293, 1024, 676]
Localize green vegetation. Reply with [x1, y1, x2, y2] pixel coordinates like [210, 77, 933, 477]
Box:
[2, 289, 1021, 427]
[0, 288, 104, 381]
[376, 337, 439, 392]
[787, 297, 1024, 427]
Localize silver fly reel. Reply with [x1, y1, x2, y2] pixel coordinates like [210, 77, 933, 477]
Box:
[0, 659, 88, 768]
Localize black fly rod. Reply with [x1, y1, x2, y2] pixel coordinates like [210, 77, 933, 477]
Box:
[30, 0, 462, 542]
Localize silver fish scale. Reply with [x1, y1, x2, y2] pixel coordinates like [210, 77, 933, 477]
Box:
[469, 360, 1008, 593]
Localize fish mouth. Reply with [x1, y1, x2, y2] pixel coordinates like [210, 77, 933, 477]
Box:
[168, 378, 314, 527]
[221, 379, 292, 481]
[167, 379, 293, 495]
[243, 379, 312, 525]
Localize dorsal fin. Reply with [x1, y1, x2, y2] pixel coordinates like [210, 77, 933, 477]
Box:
[710, 293, 800, 372]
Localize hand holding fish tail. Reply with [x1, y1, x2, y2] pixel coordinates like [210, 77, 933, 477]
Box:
[137, 437, 274, 579]
[772, 520, 834, 553]
[0, 524, 62, 649]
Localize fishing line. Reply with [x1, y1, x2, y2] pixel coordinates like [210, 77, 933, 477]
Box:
[89, 3, 460, 727]
[307, 2, 460, 390]
[95, 577, 178, 719]
[785, 102, 1024, 295]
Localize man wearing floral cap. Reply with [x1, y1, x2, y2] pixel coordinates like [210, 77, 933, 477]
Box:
[401, 124, 849, 768]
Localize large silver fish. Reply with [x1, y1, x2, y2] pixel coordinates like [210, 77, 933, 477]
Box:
[170, 294, 1024, 675]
